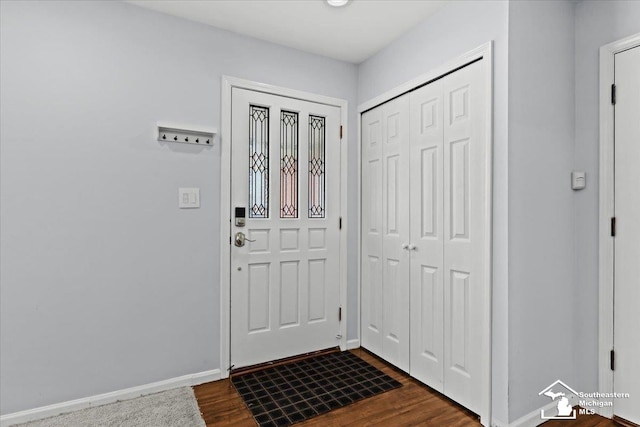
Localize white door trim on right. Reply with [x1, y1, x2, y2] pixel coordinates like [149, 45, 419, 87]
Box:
[598, 32, 640, 420]
[357, 41, 493, 427]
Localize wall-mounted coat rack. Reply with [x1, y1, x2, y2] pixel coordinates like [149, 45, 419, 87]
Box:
[157, 122, 217, 146]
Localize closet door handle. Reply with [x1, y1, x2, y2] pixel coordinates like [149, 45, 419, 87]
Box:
[408, 244, 417, 251]
[402, 243, 410, 250]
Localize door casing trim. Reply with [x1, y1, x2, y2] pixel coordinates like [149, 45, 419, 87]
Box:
[220, 76, 349, 378]
[356, 41, 493, 426]
[598, 32, 640, 419]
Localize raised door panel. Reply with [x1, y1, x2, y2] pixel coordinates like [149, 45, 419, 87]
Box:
[279, 261, 300, 327]
[308, 259, 327, 322]
[248, 263, 271, 333]
[449, 270, 470, 376]
[442, 60, 486, 415]
[409, 81, 445, 391]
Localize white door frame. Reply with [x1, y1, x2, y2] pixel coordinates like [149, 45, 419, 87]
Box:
[357, 41, 493, 426]
[598, 32, 640, 419]
[220, 76, 349, 379]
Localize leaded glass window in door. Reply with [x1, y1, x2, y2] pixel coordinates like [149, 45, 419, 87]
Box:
[249, 105, 269, 218]
[308, 115, 326, 218]
[280, 111, 298, 218]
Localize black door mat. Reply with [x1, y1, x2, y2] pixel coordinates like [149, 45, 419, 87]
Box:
[232, 351, 402, 427]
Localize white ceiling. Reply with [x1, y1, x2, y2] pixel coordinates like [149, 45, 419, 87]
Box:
[125, 0, 446, 64]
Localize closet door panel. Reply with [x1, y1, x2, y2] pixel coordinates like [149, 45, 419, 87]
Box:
[381, 96, 411, 371]
[442, 60, 486, 415]
[361, 108, 384, 356]
[409, 81, 445, 392]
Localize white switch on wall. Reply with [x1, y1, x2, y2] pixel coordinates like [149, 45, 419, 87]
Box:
[178, 188, 200, 208]
[571, 171, 586, 190]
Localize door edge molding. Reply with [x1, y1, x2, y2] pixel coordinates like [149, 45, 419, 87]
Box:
[598, 32, 640, 420]
[356, 41, 494, 426]
[220, 76, 349, 379]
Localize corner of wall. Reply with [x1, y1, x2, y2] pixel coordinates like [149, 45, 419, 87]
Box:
[506, 0, 577, 422]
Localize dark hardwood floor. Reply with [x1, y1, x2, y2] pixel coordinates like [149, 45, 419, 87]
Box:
[193, 348, 618, 426]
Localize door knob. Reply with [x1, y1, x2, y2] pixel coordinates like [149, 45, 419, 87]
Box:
[402, 243, 409, 250]
[234, 231, 255, 247]
[408, 244, 417, 251]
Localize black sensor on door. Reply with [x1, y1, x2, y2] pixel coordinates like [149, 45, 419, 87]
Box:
[235, 207, 246, 227]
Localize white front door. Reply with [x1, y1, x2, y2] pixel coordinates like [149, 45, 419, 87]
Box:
[230, 88, 342, 369]
[613, 45, 640, 424]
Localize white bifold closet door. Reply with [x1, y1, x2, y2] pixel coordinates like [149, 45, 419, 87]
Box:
[408, 78, 445, 392]
[361, 97, 411, 372]
[409, 60, 486, 414]
[361, 59, 486, 415]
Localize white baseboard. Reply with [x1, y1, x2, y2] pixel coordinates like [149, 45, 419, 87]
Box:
[347, 338, 360, 350]
[492, 401, 559, 427]
[492, 418, 508, 427]
[0, 369, 221, 427]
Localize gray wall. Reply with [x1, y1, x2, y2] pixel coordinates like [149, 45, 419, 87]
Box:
[507, 0, 576, 421]
[0, 0, 357, 414]
[357, 1, 510, 422]
[573, 0, 640, 396]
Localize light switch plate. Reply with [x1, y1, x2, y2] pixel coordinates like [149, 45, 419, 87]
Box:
[179, 188, 200, 208]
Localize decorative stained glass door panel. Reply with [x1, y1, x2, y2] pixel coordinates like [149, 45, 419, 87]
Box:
[230, 88, 341, 369]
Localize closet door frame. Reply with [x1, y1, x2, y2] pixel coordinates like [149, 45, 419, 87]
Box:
[357, 42, 493, 427]
[597, 32, 640, 421]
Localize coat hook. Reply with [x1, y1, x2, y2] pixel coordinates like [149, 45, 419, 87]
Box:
[195, 138, 199, 143]
[206, 139, 210, 144]
[174, 136, 178, 141]
[185, 137, 189, 142]
[162, 134, 166, 140]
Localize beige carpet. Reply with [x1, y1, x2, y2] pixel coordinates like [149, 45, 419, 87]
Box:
[15, 387, 206, 427]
